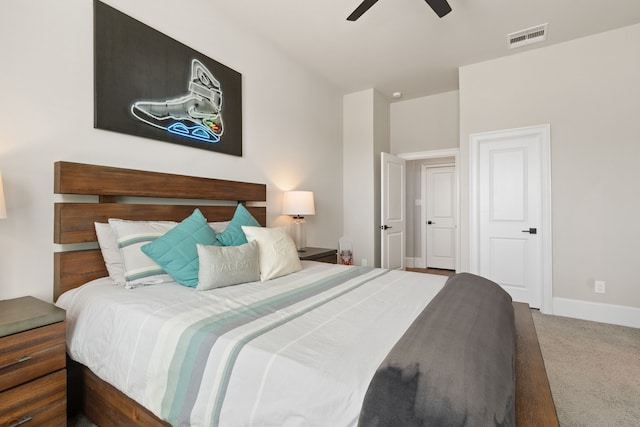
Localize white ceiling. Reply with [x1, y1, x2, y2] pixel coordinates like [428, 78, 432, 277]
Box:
[214, 0, 640, 100]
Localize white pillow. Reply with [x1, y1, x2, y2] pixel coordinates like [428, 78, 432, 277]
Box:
[241, 226, 302, 281]
[209, 221, 230, 234]
[108, 219, 176, 288]
[196, 241, 260, 291]
[94, 222, 126, 285]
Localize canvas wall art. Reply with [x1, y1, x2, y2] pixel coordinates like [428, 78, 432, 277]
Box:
[94, 0, 242, 156]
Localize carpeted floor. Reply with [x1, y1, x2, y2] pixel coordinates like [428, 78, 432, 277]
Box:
[532, 310, 640, 426]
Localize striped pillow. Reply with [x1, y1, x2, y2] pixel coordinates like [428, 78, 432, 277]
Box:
[108, 218, 176, 288]
[94, 222, 126, 285]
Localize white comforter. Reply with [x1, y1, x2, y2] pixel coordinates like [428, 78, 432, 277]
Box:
[57, 262, 447, 427]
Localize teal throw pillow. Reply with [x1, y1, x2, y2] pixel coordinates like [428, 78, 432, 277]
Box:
[216, 204, 261, 246]
[141, 208, 220, 287]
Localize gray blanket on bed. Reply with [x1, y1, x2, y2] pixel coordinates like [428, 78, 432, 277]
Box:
[358, 273, 515, 427]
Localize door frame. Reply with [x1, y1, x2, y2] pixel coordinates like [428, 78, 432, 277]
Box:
[421, 163, 456, 270]
[398, 148, 460, 273]
[469, 124, 553, 313]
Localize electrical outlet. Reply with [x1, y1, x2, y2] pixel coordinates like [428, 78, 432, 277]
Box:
[362, 259, 368, 267]
[594, 280, 606, 294]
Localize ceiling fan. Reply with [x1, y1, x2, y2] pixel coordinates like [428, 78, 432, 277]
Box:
[347, 0, 452, 21]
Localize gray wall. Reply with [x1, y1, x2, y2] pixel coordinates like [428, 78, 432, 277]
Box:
[460, 24, 640, 313]
[390, 26, 640, 325]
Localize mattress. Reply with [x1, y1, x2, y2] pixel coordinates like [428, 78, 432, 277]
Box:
[57, 261, 447, 426]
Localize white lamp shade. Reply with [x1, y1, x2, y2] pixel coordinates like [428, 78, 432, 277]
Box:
[282, 191, 315, 216]
[0, 169, 6, 219]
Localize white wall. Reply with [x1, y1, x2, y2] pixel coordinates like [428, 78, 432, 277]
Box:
[343, 89, 390, 268]
[459, 24, 640, 314]
[0, 0, 344, 302]
[390, 91, 459, 153]
[343, 90, 375, 267]
[372, 91, 391, 267]
[389, 26, 640, 325]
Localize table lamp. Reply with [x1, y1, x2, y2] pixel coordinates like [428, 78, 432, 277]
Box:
[282, 191, 315, 251]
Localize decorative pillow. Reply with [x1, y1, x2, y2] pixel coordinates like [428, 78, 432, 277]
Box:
[241, 226, 302, 281]
[209, 221, 230, 234]
[141, 209, 219, 287]
[216, 204, 261, 246]
[108, 218, 176, 288]
[94, 222, 126, 285]
[196, 241, 260, 291]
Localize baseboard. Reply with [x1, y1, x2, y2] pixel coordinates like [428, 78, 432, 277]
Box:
[405, 257, 426, 269]
[553, 297, 640, 329]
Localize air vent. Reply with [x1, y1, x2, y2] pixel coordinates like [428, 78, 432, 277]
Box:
[508, 23, 548, 49]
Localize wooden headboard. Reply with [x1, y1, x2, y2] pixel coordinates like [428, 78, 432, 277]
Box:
[53, 161, 267, 300]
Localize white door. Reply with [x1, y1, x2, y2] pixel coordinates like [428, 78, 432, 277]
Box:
[381, 152, 406, 269]
[470, 125, 552, 310]
[424, 166, 456, 269]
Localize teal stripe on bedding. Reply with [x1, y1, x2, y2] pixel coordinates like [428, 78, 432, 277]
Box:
[162, 267, 364, 420]
[208, 268, 392, 427]
[161, 266, 381, 424]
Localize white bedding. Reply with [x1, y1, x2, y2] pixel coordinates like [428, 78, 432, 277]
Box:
[57, 261, 447, 427]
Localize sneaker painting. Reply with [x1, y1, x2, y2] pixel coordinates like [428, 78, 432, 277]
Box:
[94, 0, 243, 156]
[131, 59, 224, 144]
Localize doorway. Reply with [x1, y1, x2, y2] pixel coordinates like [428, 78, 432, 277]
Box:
[397, 148, 460, 273]
[422, 165, 456, 270]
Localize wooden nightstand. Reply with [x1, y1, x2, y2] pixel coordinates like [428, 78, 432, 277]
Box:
[0, 297, 66, 426]
[298, 247, 337, 264]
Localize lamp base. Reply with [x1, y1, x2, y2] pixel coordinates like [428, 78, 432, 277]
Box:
[290, 216, 307, 251]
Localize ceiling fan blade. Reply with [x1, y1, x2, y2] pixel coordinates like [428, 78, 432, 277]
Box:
[425, 0, 452, 18]
[347, 0, 380, 21]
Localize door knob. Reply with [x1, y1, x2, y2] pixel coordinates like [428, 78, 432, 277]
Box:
[427, 221, 435, 225]
[521, 228, 537, 234]
[379, 225, 392, 230]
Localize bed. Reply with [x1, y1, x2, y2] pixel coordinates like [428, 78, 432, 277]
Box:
[53, 161, 558, 426]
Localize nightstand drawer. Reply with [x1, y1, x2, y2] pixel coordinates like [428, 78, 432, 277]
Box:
[0, 322, 66, 393]
[0, 369, 66, 427]
[299, 247, 337, 264]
